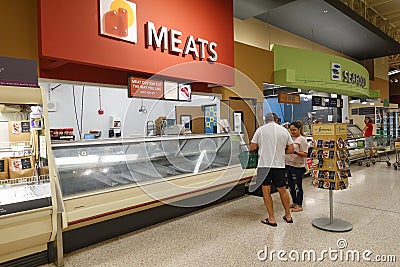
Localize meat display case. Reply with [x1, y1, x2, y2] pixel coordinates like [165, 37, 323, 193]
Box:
[51, 133, 255, 252]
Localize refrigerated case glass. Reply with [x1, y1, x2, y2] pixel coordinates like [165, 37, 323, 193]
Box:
[388, 109, 399, 141]
[375, 107, 383, 135]
[52, 134, 243, 198]
[345, 124, 365, 161]
[347, 124, 364, 139]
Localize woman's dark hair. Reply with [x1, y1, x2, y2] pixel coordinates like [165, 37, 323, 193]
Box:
[290, 120, 304, 136]
[365, 116, 373, 123]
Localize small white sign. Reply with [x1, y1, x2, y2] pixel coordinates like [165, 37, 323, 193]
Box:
[178, 83, 191, 101]
[163, 81, 178, 100]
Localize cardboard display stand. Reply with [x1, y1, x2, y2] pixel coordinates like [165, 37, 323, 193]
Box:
[310, 123, 353, 232]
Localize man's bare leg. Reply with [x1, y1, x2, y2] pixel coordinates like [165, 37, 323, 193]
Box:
[261, 185, 276, 224]
[277, 186, 292, 221]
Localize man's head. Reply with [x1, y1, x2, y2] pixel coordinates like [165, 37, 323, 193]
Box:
[265, 112, 279, 123]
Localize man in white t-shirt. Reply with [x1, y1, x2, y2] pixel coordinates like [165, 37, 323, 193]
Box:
[249, 113, 294, 227]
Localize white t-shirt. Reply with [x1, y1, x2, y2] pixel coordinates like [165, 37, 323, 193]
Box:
[285, 135, 308, 168]
[251, 123, 293, 168]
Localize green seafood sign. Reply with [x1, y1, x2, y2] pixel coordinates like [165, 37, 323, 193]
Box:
[343, 70, 366, 87]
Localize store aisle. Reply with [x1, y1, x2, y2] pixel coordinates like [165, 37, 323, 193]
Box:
[41, 157, 400, 267]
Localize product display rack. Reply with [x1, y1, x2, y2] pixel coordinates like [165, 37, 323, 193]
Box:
[0, 86, 58, 266]
[310, 123, 352, 232]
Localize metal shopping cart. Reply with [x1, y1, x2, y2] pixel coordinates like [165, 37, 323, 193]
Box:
[393, 141, 400, 170]
[358, 135, 391, 167]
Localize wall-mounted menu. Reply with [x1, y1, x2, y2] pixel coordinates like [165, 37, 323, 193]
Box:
[128, 77, 164, 99]
[128, 76, 192, 101]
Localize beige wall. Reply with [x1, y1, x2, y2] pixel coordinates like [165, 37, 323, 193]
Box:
[0, 0, 38, 60]
[213, 42, 271, 102]
[374, 57, 389, 81]
[370, 77, 389, 100]
[234, 18, 353, 60]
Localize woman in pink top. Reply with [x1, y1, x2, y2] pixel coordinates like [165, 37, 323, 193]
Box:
[285, 121, 309, 212]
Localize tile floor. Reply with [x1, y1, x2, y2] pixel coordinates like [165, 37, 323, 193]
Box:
[41, 156, 400, 267]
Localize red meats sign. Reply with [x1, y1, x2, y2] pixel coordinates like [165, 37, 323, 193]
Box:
[39, 0, 234, 86]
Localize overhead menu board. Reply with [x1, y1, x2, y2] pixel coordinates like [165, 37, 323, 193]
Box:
[128, 77, 163, 99]
[312, 96, 343, 108]
[128, 76, 191, 101]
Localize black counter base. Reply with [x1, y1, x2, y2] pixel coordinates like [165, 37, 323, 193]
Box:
[63, 183, 246, 253]
[0, 243, 53, 267]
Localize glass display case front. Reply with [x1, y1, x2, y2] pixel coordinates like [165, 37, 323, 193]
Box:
[347, 124, 364, 139]
[388, 109, 399, 141]
[346, 124, 365, 161]
[52, 133, 243, 198]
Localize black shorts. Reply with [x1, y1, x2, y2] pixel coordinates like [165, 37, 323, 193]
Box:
[257, 167, 286, 188]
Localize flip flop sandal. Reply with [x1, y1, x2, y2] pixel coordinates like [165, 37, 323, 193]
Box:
[283, 215, 293, 223]
[291, 207, 303, 212]
[290, 204, 297, 208]
[261, 218, 277, 227]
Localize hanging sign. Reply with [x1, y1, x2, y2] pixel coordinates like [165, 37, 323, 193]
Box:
[0, 56, 38, 87]
[128, 77, 163, 99]
[278, 93, 300, 104]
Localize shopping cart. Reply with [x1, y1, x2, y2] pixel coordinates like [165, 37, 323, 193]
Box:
[358, 135, 391, 167]
[393, 141, 400, 170]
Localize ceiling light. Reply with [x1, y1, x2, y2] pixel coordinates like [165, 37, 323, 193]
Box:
[323, 10, 328, 13]
[388, 69, 400, 76]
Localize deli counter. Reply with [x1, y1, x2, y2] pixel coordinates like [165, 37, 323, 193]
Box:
[52, 133, 255, 252]
[0, 85, 255, 265]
